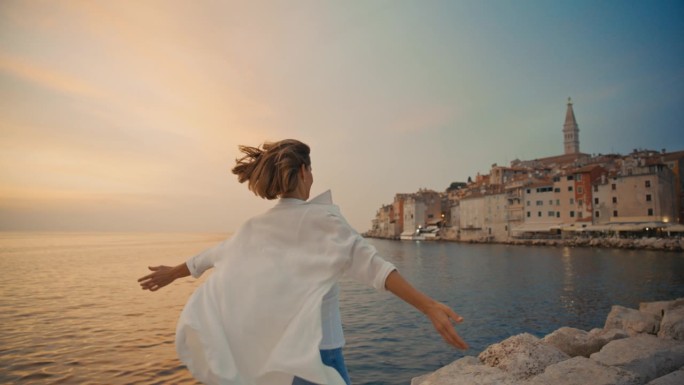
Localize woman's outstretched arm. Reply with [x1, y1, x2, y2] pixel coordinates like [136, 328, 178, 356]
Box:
[384, 270, 469, 350]
[138, 264, 190, 291]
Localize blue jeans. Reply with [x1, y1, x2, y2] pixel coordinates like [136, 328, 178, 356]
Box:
[292, 348, 351, 385]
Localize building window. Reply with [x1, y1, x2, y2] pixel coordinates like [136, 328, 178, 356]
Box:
[648, 208, 653, 216]
[568, 186, 573, 192]
[593, 185, 598, 192]
[556, 199, 560, 205]
[578, 186, 583, 194]
[594, 198, 599, 204]
[578, 211, 583, 218]
[646, 194, 652, 202]
[536, 200, 543, 206]
[613, 210, 618, 217]
[576, 174, 582, 181]
[556, 212, 560, 218]
[548, 211, 555, 217]
[595, 211, 600, 217]
[527, 211, 531, 218]
[567, 175, 574, 181]
[578, 199, 583, 206]
[645, 180, 651, 188]
[570, 198, 574, 205]
[554, 188, 560, 193]
[538, 211, 542, 217]
[570, 211, 575, 218]
[526, 189, 531, 194]
[527, 200, 531, 206]
[611, 184, 616, 190]
[612, 197, 617, 204]
[549, 200, 553, 205]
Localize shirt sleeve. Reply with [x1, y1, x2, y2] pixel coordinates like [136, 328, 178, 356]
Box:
[344, 234, 396, 292]
[185, 239, 229, 278]
[324, 209, 396, 291]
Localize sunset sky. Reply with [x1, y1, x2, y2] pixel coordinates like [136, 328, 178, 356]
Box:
[1, 1, 683, 232]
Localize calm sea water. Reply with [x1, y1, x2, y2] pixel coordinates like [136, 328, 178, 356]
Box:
[1, 232, 683, 385]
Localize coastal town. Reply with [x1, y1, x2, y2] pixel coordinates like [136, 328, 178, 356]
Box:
[366, 98, 684, 250]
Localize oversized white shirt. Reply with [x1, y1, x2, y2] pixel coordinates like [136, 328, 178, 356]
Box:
[187, 220, 345, 349]
[176, 190, 396, 385]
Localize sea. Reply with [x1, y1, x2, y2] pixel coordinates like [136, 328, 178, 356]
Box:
[1, 232, 683, 385]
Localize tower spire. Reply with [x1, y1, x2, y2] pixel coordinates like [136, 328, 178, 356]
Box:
[563, 97, 580, 154]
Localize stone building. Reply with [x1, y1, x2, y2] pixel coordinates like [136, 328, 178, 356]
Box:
[563, 97, 580, 155]
[483, 191, 508, 241]
[517, 179, 562, 236]
[593, 162, 677, 225]
[459, 192, 484, 241]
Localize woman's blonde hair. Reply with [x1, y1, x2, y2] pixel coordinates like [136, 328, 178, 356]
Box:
[231, 139, 311, 199]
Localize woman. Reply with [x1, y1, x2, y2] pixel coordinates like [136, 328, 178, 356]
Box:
[138, 139, 467, 385]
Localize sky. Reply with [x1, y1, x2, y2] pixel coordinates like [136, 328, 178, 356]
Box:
[1, 0, 683, 233]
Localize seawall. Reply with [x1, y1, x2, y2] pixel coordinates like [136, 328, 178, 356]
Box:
[411, 298, 684, 385]
[364, 235, 684, 252]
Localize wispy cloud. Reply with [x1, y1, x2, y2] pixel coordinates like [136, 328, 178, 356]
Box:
[0, 54, 103, 98]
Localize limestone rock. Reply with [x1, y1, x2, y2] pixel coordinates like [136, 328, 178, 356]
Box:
[646, 367, 684, 385]
[411, 356, 517, 385]
[477, 333, 569, 380]
[640, 298, 684, 320]
[543, 327, 628, 357]
[590, 334, 684, 383]
[543, 327, 594, 357]
[526, 356, 640, 385]
[658, 306, 684, 341]
[410, 373, 431, 385]
[588, 328, 630, 347]
[605, 305, 660, 336]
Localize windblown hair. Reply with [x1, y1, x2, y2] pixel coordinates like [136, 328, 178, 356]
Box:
[231, 139, 311, 200]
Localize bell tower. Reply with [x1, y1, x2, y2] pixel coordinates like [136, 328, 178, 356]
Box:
[563, 97, 580, 154]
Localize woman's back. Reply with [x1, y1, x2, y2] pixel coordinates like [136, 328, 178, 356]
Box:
[177, 192, 354, 385]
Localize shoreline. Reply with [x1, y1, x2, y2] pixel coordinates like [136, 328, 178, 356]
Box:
[411, 298, 684, 385]
[364, 235, 684, 252]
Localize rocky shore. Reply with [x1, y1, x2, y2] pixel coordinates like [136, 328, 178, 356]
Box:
[483, 237, 684, 252]
[365, 234, 684, 252]
[411, 298, 684, 385]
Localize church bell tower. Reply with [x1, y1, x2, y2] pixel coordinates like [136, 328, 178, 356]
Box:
[563, 97, 580, 155]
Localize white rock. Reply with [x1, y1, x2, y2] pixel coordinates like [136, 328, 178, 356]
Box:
[543, 327, 594, 357]
[526, 356, 640, 385]
[412, 356, 517, 385]
[658, 306, 684, 341]
[605, 305, 660, 336]
[477, 333, 569, 380]
[588, 327, 630, 346]
[640, 298, 684, 320]
[543, 327, 628, 357]
[590, 334, 684, 383]
[646, 367, 684, 385]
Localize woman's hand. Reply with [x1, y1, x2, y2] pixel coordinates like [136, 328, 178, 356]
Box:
[138, 264, 190, 291]
[423, 301, 469, 350]
[384, 270, 469, 350]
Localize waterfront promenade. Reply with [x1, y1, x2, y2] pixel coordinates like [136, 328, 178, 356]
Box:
[410, 298, 684, 385]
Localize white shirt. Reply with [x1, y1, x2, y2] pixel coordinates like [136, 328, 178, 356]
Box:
[177, 190, 396, 385]
[187, 239, 345, 349]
